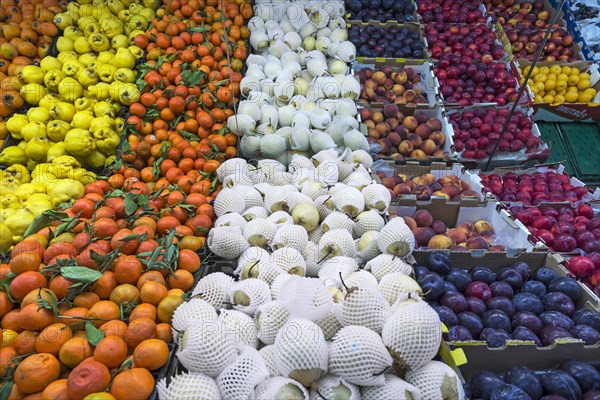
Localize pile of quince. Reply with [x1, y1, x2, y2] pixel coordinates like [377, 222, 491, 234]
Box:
[0, 156, 96, 250]
[520, 64, 599, 104]
[0, 0, 156, 171]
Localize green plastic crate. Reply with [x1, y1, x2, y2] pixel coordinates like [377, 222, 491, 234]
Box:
[558, 123, 600, 185]
[537, 122, 575, 175]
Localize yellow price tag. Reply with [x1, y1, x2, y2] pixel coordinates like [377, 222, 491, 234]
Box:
[451, 348, 467, 367]
[441, 322, 449, 333]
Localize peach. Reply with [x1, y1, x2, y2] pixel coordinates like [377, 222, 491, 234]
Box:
[402, 216, 418, 231]
[383, 104, 399, 118]
[415, 124, 432, 140]
[404, 89, 417, 102]
[390, 153, 405, 161]
[432, 191, 451, 200]
[426, 118, 442, 131]
[394, 184, 412, 195]
[377, 138, 392, 154]
[414, 210, 434, 227]
[398, 140, 414, 156]
[457, 222, 476, 238]
[474, 220, 494, 235]
[368, 128, 380, 139]
[410, 149, 427, 160]
[441, 185, 462, 199]
[375, 122, 390, 135]
[431, 220, 447, 235]
[397, 173, 409, 182]
[422, 173, 436, 185]
[466, 236, 490, 250]
[408, 134, 422, 148]
[447, 228, 468, 244]
[392, 84, 405, 96]
[359, 109, 373, 121]
[414, 110, 430, 124]
[393, 70, 408, 84]
[420, 139, 437, 155]
[396, 125, 410, 140]
[402, 116, 418, 131]
[427, 235, 454, 249]
[461, 190, 480, 198]
[381, 177, 395, 189]
[413, 185, 433, 201]
[450, 245, 469, 252]
[386, 118, 399, 130]
[413, 227, 436, 248]
[372, 111, 384, 123]
[387, 131, 402, 146]
[372, 71, 386, 84]
[489, 245, 507, 252]
[429, 131, 445, 146]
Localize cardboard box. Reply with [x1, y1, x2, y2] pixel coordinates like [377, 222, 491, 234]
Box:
[445, 105, 550, 170]
[373, 160, 486, 204]
[352, 60, 440, 108]
[512, 60, 600, 122]
[477, 163, 600, 207]
[358, 105, 458, 163]
[389, 197, 538, 253]
[347, 21, 428, 65]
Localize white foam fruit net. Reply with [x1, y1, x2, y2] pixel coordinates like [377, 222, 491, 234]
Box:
[177, 320, 239, 378]
[274, 318, 329, 385]
[217, 346, 270, 400]
[258, 345, 279, 377]
[256, 301, 291, 345]
[254, 376, 309, 400]
[230, 278, 272, 316]
[270, 273, 292, 300]
[356, 232, 381, 262]
[255, 260, 286, 285]
[191, 273, 235, 310]
[277, 276, 333, 321]
[235, 246, 270, 278]
[361, 374, 422, 400]
[381, 300, 442, 371]
[405, 361, 465, 400]
[379, 273, 422, 306]
[218, 309, 259, 350]
[353, 210, 385, 237]
[208, 226, 249, 260]
[271, 225, 309, 252]
[318, 229, 355, 259]
[214, 213, 248, 229]
[309, 374, 361, 400]
[272, 247, 306, 275]
[243, 218, 278, 248]
[321, 211, 355, 233]
[365, 254, 413, 281]
[214, 188, 246, 217]
[316, 308, 343, 341]
[328, 326, 393, 386]
[303, 241, 321, 277]
[171, 298, 218, 343]
[336, 285, 391, 334]
[157, 371, 221, 400]
[345, 270, 379, 291]
[317, 256, 359, 285]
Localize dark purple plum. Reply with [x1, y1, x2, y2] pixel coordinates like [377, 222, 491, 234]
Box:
[496, 267, 524, 290]
[540, 326, 575, 346]
[511, 261, 533, 281]
[540, 311, 575, 331]
[521, 281, 548, 298]
[491, 384, 532, 400]
[541, 396, 569, 400]
[512, 311, 543, 334]
[534, 267, 560, 287]
[469, 267, 497, 284]
[445, 325, 474, 342]
[540, 370, 582, 400]
[458, 311, 484, 339]
[486, 297, 515, 318]
[543, 292, 575, 316]
[419, 273, 445, 301]
[428, 252, 451, 275]
[471, 371, 506, 399]
[467, 296, 488, 316]
[572, 325, 600, 345]
[511, 326, 542, 346]
[548, 277, 581, 302]
[506, 365, 543, 400]
[485, 330, 511, 348]
[441, 292, 468, 314]
[446, 268, 473, 292]
[559, 360, 600, 392]
[414, 265, 430, 281]
[465, 281, 493, 302]
[513, 292, 545, 315]
[572, 310, 600, 331]
[482, 310, 512, 333]
[583, 391, 600, 400]
[490, 281, 514, 298]
[444, 281, 459, 293]
[433, 305, 459, 326]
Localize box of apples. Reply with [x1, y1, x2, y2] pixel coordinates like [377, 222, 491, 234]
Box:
[412, 250, 600, 352]
[447, 105, 550, 168]
[353, 60, 441, 108]
[479, 164, 600, 206]
[358, 105, 457, 162]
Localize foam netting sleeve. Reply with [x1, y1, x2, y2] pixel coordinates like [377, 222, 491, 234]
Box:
[271, 224, 309, 253]
[217, 346, 270, 400]
[345, 270, 379, 291]
[230, 278, 272, 316]
[303, 241, 321, 278]
[243, 206, 270, 221]
[269, 273, 291, 300]
[176, 320, 239, 378]
[272, 247, 306, 275]
[214, 213, 248, 230]
[218, 309, 259, 350]
[214, 188, 246, 217]
[362, 183, 392, 212]
[274, 318, 329, 380]
[309, 374, 361, 400]
[316, 307, 343, 341]
[256, 300, 291, 345]
[235, 247, 270, 278]
[335, 286, 391, 334]
[318, 229, 356, 258]
[233, 185, 265, 209]
[243, 218, 278, 248]
[381, 300, 442, 371]
[321, 211, 355, 234]
[191, 273, 235, 310]
[171, 298, 218, 343]
[258, 345, 279, 377]
[328, 325, 393, 386]
[404, 361, 465, 400]
[277, 276, 334, 321]
[361, 374, 423, 400]
[377, 217, 415, 258]
[353, 210, 385, 237]
[253, 376, 309, 400]
[208, 226, 250, 260]
[378, 273, 422, 306]
[365, 254, 413, 282]
[317, 256, 359, 285]
[356, 232, 381, 262]
[216, 158, 248, 182]
[157, 371, 221, 400]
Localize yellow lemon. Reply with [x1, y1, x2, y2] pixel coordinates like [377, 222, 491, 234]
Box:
[546, 73, 556, 80]
[570, 68, 581, 76]
[578, 93, 593, 103]
[579, 72, 590, 80]
[540, 66, 550, 75]
[557, 73, 569, 81]
[534, 95, 544, 103]
[549, 65, 562, 75]
[567, 85, 579, 92]
[542, 94, 554, 103]
[557, 89, 566, 96]
[553, 95, 565, 104]
[547, 90, 556, 97]
[534, 74, 547, 83]
[544, 80, 556, 91]
[561, 66, 571, 75]
[584, 88, 597, 97]
[535, 82, 545, 93]
[556, 80, 568, 91]
[568, 75, 580, 86]
[577, 79, 591, 90]
[565, 91, 579, 102]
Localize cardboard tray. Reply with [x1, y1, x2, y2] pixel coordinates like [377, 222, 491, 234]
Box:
[477, 162, 600, 207]
[347, 21, 428, 65]
[512, 59, 600, 122]
[359, 105, 458, 163]
[352, 59, 440, 108]
[389, 197, 538, 253]
[373, 160, 486, 204]
[444, 104, 551, 170]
